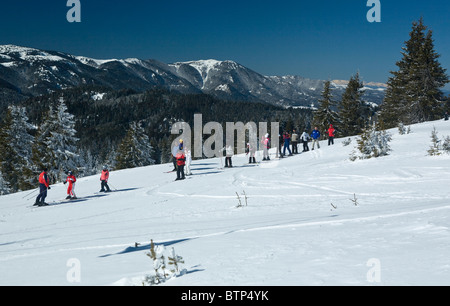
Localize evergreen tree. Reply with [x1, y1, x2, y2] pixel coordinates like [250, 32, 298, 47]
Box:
[31, 98, 79, 182]
[338, 73, 366, 137]
[116, 121, 155, 169]
[313, 80, 339, 135]
[380, 18, 449, 127]
[0, 170, 11, 195]
[0, 106, 35, 192]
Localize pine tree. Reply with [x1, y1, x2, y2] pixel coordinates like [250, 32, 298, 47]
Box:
[116, 121, 155, 170]
[380, 18, 449, 127]
[0, 171, 11, 195]
[0, 106, 35, 192]
[31, 98, 80, 182]
[338, 73, 366, 137]
[313, 80, 339, 135]
[352, 122, 392, 160]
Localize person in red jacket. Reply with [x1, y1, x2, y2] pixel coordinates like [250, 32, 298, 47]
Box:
[327, 124, 336, 146]
[175, 150, 186, 181]
[100, 166, 111, 192]
[34, 167, 50, 206]
[64, 171, 77, 199]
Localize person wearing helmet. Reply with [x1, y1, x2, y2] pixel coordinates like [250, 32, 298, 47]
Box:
[64, 170, 77, 199]
[100, 166, 111, 192]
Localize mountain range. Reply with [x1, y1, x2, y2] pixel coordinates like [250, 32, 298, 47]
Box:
[0, 44, 386, 107]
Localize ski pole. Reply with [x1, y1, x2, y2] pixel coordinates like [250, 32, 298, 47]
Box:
[22, 187, 39, 199]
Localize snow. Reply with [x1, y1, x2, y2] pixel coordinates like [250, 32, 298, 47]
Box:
[91, 92, 106, 101]
[1, 119, 450, 286]
[75, 56, 118, 67]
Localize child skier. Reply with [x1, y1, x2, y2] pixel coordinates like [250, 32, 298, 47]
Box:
[63, 171, 77, 199]
[327, 124, 336, 146]
[175, 149, 186, 180]
[246, 142, 256, 164]
[224, 145, 233, 167]
[262, 134, 270, 160]
[100, 166, 111, 192]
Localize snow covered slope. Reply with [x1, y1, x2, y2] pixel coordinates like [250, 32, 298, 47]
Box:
[1, 119, 450, 286]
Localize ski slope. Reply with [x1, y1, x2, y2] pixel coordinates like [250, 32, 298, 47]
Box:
[1, 119, 450, 286]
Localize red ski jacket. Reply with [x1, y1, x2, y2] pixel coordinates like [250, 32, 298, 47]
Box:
[100, 170, 109, 182]
[39, 171, 50, 187]
[327, 125, 335, 137]
[176, 152, 186, 166]
[66, 174, 76, 185]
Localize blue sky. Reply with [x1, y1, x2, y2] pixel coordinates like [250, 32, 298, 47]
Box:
[0, 0, 449, 86]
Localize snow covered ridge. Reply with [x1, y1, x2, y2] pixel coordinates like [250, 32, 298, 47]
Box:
[0, 44, 386, 107]
[1, 119, 450, 286]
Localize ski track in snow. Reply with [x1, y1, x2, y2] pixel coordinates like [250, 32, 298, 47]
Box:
[1, 119, 450, 285]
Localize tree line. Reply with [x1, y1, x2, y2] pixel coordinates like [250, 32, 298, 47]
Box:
[0, 87, 313, 194]
[312, 18, 449, 138]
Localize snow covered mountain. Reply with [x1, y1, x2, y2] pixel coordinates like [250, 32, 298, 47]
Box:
[1, 119, 449, 286]
[0, 45, 386, 107]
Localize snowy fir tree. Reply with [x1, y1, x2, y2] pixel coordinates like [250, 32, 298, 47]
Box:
[338, 73, 366, 137]
[31, 98, 80, 182]
[380, 18, 449, 128]
[313, 80, 339, 135]
[0, 171, 10, 195]
[0, 106, 35, 192]
[116, 121, 155, 170]
[352, 122, 392, 160]
[427, 127, 442, 156]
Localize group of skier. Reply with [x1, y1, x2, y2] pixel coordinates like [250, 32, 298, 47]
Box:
[32, 124, 336, 205]
[33, 165, 111, 207]
[268, 124, 336, 159]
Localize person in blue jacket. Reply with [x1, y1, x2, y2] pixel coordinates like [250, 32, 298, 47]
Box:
[310, 127, 321, 150]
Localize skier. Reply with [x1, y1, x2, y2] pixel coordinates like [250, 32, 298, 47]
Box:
[171, 143, 179, 172]
[34, 167, 50, 206]
[99, 166, 111, 192]
[445, 111, 449, 121]
[291, 129, 299, 154]
[175, 149, 186, 180]
[185, 147, 192, 176]
[63, 170, 77, 199]
[278, 133, 284, 158]
[246, 142, 256, 164]
[224, 145, 233, 168]
[283, 131, 292, 156]
[311, 127, 321, 150]
[301, 130, 310, 152]
[327, 124, 336, 146]
[262, 133, 270, 160]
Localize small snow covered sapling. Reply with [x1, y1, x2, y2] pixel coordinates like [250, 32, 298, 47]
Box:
[146, 240, 168, 283]
[168, 247, 185, 274]
[443, 136, 450, 154]
[427, 127, 442, 156]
